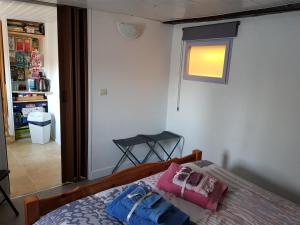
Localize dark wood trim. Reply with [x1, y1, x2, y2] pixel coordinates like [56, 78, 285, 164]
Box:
[164, 3, 300, 25]
[24, 150, 202, 225]
[57, 5, 88, 183]
[57, 5, 75, 183]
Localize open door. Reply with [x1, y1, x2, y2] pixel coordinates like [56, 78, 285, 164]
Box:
[0, 20, 9, 194]
[57, 5, 88, 182]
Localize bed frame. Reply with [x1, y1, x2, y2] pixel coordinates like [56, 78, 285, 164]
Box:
[24, 150, 202, 225]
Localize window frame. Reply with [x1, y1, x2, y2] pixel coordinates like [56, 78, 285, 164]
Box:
[183, 38, 233, 84]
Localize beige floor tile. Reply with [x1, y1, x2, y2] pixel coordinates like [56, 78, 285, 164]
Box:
[7, 139, 62, 197]
[9, 175, 36, 197]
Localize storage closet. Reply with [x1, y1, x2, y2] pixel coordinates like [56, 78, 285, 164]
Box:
[7, 19, 51, 140]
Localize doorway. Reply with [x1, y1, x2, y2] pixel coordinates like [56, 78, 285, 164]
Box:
[1, 16, 61, 197]
[0, 1, 89, 200]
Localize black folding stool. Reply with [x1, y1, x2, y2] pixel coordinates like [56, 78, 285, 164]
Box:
[0, 170, 19, 216]
[112, 135, 163, 174]
[142, 131, 183, 160]
[137, 135, 163, 164]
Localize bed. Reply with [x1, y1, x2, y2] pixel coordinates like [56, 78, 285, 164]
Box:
[24, 150, 300, 225]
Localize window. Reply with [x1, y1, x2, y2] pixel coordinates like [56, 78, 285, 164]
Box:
[183, 39, 232, 84]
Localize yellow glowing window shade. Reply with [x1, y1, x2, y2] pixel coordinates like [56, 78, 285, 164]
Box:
[187, 45, 226, 78]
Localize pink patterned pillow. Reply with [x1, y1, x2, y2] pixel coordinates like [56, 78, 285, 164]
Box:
[156, 162, 228, 211]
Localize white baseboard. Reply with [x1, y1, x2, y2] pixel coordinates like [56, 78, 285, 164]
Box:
[90, 154, 162, 180]
[90, 160, 141, 180]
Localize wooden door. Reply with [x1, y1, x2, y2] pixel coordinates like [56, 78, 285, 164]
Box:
[57, 6, 88, 182]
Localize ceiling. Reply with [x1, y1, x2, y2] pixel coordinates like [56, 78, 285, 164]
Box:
[0, 1, 56, 22]
[17, 0, 300, 22]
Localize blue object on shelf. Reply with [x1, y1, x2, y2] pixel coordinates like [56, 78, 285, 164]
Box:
[13, 111, 23, 128]
[13, 101, 47, 110]
[13, 101, 48, 129]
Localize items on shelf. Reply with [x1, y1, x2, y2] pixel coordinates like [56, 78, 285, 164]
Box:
[24, 38, 31, 52]
[16, 68, 25, 81]
[15, 51, 26, 68]
[9, 20, 50, 92]
[38, 73, 50, 92]
[15, 93, 45, 102]
[16, 38, 24, 51]
[7, 20, 45, 35]
[8, 36, 15, 50]
[31, 49, 42, 79]
[32, 38, 39, 50]
[27, 79, 37, 91]
[7, 20, 24, 33]
[12, 76, 50, 92]
[10, 47, 44, 81]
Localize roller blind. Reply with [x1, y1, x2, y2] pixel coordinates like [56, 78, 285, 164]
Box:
[182, 21, 240, 41]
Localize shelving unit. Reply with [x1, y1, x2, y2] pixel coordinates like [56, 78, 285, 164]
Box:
[15, 125, 29, 130]
[8, 31, 44, 39]
[8, 19, 48, 140]
[12, 91, 53, 95]
[13, 99, 48, 103]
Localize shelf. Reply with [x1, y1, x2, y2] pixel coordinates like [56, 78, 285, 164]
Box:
[12, 91, 53, 95]
[15, 126, 29, 130]
[13, 99, 47, 103]
[8, 31, 44, 39]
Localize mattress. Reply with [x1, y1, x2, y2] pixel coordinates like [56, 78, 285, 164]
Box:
[35, 161, 300, 225]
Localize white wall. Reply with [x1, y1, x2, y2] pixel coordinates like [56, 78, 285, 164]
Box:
[166, 12, 300, 203]
[90, 10, 172, 179]
[44, 19, 61, 145]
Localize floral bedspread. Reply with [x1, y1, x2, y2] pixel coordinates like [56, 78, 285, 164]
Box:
[35, 161, 300, 225]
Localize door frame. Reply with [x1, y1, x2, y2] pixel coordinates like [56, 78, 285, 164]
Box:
[0, 20, 9, 194]
[87, 8, 92, 180]
[1, 18, 15, 139]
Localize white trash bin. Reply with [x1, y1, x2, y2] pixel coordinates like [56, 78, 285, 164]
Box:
[27, 112, 51, 144]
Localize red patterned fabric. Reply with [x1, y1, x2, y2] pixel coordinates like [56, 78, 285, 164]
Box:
[156, 163, 228, 211]
[173, 166, 217, 197]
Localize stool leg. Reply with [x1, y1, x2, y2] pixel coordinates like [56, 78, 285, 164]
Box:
[0, 186, 19, 216]
[166, 138, 181, 160]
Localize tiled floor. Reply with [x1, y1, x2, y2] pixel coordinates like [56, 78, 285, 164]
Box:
[7, 139, 61, 198]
